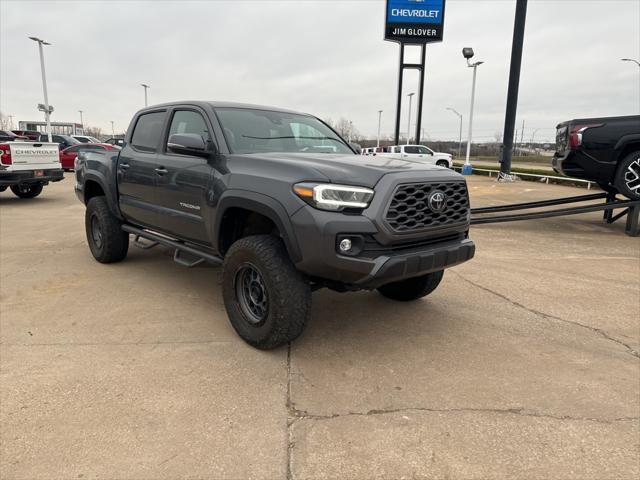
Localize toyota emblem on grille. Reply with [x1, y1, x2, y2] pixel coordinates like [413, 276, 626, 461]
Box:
[428, 190, 447, 213]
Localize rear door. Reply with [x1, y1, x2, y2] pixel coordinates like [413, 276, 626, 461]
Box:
[153, 108, 214, 244]
[117, 110, 167, 228]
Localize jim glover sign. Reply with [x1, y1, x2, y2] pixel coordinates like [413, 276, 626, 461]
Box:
[385, 0, 446, 44]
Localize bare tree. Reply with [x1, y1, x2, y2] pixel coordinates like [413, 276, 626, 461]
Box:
[84, 126, 103, 139]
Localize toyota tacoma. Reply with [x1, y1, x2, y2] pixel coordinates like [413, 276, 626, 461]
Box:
[75, 101, 474, 349]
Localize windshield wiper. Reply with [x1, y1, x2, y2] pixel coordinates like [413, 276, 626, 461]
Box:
[241, 135, 345, 144]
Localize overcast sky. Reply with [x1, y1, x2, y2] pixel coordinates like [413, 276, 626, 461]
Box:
[1, 0, 639, 142]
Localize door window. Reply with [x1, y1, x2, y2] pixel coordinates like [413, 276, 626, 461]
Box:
[167, 110, 211, 145]
[404, 146, 420, 154]
[131, 111, 165, 152]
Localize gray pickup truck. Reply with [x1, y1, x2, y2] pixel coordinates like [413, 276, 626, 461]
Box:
[75, 101, 474, 349]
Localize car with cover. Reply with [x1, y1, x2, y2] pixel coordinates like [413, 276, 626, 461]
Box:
[75, 101, 475, 349]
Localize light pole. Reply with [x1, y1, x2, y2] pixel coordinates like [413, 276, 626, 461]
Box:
[406, 92, 415, 145]
[377, 110, 383, 148]
[29, 36, 52, 142]
[111, 121, 115, 137]
[78, 110, 84, 131]
[621, 58, 640, 113]
[446, 107, 463, 159]
[462, 48, 484, 175]
[141, 84, 150, 107]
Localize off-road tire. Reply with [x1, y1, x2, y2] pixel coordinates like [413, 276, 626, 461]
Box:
[377, 270, 444, 301]
[10, 184, 43, 198]
[222, 234, 311, 350]
[614, 150, 640, 200]
[85, 196, 129, 263]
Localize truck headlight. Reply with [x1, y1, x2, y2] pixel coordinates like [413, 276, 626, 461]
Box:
[293, 183, 374, 211]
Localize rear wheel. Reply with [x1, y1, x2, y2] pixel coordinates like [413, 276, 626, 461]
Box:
[614, 150, 640, 200]
[222, 235, 311, 350]
[378, 270, 444, 302]
[85, 196, 129, 263]
[10, 184, 43, 199]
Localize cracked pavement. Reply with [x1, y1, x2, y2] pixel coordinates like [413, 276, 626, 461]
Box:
[1, 177, 639, 479]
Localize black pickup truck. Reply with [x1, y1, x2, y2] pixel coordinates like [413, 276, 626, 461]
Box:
[553, 115, 640, 199]
[75, 101, 474, 349]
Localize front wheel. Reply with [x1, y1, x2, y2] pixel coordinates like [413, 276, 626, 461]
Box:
[436, 160, 450, 168]
[11, 184, 43, 199]
[614, 151, 640, 200]
[377, 270, 444, 301]
[85, 196, 129, 263]
[222, 235, 311, 350]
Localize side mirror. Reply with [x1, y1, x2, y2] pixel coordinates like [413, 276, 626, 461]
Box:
[167, 133, 209, 158]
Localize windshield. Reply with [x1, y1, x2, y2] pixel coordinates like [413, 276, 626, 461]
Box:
[215, 108, 353, 155]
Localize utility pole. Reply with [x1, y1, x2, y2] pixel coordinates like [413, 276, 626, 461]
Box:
[29, 36, 52, 142]
[499, 0, 528, 178]
[446, 107, 463, 159]
[462, 48, 484, 175]
[377, 110, 383, 148]
[141, 84, 150, 107]
[406, 92, 415, 145]
[111, 121, 115, 137]
[621, 58, 640, 114]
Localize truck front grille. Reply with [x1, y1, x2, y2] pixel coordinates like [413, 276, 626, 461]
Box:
[385, 182, 469, 232]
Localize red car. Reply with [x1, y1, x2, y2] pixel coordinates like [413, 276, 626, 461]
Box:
[59, 143, 120, 171]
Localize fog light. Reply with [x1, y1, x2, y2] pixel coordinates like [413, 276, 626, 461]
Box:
[339, 238, 352, 252]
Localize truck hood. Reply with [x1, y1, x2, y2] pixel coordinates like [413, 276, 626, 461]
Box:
[239, 152, 457, 187]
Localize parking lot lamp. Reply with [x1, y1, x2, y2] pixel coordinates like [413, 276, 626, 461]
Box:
[621, 58, 640, 113]
[141, 84, 150, 107]
[462, 48, 484, 175]
[406, 93, 415, 145]
[377, 110, 383, 148]
[29, 36, 52, 142]
[446, 107, 463, 159]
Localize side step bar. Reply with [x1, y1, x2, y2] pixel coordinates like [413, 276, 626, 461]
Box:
[122, 225, 223, 266]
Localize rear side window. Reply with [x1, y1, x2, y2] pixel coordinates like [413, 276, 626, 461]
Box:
[404, 146, 420, 154]
[131, 111, 165, 152]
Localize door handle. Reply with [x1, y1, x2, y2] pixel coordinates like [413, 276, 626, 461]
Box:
[155, 167, 168, 175]
[119, 163, 130, 170]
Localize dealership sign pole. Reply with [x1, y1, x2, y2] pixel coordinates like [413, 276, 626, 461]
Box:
[385, 0, 446, 146]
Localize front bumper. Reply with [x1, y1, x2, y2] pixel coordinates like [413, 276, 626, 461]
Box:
[0, 168, 64, 187]
[290, 203, 474, 290]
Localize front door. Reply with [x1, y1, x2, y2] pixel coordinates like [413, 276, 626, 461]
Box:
[117, 110, 167, 228]
[153, 108, 213, 245]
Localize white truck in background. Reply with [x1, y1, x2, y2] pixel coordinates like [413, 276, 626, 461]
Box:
[363, 144, 453, 168]
[0, 142, 63, 198]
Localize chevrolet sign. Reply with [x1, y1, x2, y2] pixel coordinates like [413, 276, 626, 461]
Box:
[384, 0, 446, 44]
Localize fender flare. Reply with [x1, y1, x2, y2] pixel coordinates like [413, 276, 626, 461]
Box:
[82, 171, 123, 220]
[614, 134, 640, 153]
[214, 190, 302, 263]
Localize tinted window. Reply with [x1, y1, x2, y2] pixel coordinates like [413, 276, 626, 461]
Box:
[215, 108, 352, 155]
[168, 110, 210, 143]
[404, 146, 420, 154]
[131, 111, 165, 152]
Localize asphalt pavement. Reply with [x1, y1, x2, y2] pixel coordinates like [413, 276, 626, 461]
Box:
[1, 176, 638, 479]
